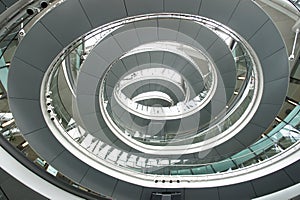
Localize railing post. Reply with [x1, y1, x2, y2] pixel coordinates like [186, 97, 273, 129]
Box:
[289, 28, 300, 61]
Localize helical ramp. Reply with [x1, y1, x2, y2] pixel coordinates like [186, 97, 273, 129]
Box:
[1, 0, 300, 199]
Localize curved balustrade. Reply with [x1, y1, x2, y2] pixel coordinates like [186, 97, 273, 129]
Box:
[100, 43, 254, 145]
[0, 0, 299, 199]
[95, 40, 251, 145]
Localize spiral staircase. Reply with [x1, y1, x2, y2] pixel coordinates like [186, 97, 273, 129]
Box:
[1, 0, 300, 199]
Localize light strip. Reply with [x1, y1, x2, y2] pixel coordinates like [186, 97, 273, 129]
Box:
[287, 98, 298, 106]
[1, 119, 15, 127]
